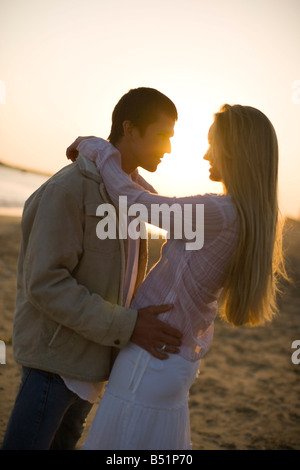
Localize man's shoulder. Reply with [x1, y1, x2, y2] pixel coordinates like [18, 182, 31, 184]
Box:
[23, 159, 104, 218]
[50, 160, 82, 184]
[47, 157, 101, 188]
[25, 159, 100, 207]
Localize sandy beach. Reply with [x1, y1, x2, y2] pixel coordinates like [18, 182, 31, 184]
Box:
[0, 214, 300, 450]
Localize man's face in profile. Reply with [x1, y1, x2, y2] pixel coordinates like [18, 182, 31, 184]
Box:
[130, 113, 175, 172]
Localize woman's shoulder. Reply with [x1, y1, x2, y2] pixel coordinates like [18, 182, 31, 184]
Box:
[205, 192, 234, 206]
[202, 193, 238, 226]
[196, 192, 235, 210]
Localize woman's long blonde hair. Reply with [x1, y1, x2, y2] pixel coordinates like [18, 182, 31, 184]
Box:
[215, 104, 288, 326]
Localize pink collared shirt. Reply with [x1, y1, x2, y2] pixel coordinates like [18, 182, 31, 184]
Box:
[78, 138, 240, 362]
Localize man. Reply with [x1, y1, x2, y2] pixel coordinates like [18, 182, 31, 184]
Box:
[2, 87, 182, 450]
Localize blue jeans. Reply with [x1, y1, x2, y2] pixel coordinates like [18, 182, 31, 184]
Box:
[1, 367, 93, 450]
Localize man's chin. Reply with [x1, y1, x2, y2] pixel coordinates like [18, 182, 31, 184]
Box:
[145, 163, 160, 172]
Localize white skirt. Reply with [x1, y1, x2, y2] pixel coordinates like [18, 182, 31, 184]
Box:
[83, 343, 200, 450]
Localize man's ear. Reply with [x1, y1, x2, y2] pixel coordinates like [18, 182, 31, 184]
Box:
[122, 120, 135, 137]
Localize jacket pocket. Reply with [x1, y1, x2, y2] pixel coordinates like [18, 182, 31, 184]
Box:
[47, 323, 78, 350]
[84, 203, 120, 253]
[48, 324, 62, 346]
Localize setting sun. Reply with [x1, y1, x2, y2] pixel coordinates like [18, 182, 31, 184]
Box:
[0, 0, 299, 219]
[1, 0, 300, 452]
[139, 102, 224, 199]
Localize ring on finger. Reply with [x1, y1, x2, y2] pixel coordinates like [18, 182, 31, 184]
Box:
[161, 344, 167, 351]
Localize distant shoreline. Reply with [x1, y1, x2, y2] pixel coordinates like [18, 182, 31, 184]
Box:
[0, 160, 53, 177]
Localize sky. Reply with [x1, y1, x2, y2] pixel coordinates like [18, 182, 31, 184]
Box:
[0, 0, 300, 218]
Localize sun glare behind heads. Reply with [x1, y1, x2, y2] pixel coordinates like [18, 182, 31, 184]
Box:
[144, 106, 223, 199]
[142, 111, 223, 239]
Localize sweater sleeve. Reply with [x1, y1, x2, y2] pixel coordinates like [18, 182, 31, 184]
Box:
[77, 138, 225, 250]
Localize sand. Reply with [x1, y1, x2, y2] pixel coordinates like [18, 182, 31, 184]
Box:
[0, 214, 300, 450]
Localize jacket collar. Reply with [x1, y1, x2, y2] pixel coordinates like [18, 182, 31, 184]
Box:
[76, 154, 103, 183]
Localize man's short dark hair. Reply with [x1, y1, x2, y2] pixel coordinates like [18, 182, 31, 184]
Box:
[108, 87, 178, 144]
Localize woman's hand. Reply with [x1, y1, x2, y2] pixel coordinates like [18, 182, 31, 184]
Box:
[66, 136, 96, 162]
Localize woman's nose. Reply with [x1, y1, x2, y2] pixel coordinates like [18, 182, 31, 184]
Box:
[164, 139, 171, 154]
[203, 150, 210, 161]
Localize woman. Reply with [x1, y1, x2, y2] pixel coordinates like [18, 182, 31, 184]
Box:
[77, 104, 287, 450]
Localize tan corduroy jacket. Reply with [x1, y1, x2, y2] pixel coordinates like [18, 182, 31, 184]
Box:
[13, 156, 148, 381]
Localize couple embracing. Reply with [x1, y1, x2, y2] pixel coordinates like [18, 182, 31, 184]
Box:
[2, 87, 287, 450]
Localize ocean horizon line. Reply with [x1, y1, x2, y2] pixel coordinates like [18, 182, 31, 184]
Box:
[1, 162, 299, 222]
[0, 160, 53, 177]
